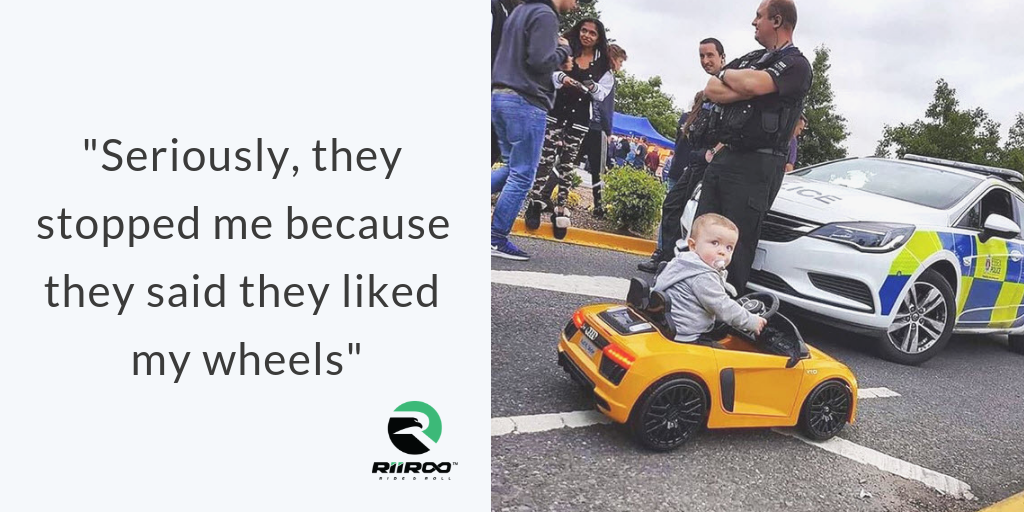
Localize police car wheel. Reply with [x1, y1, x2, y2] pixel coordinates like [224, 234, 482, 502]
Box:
[877, 269, 955, 365]
[1009, 335, 1024, 355]
[629, 376, 707, 452]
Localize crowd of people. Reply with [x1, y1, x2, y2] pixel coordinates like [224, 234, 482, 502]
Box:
[491, 0, 812, 309]
[604, 135, 674, 178]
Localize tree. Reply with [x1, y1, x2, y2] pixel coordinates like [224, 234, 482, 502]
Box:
[875, 79, 1002, 166]
[799, 46, 849, 165]
[612, 72, 681, 141]
[999, 113, 1024, 173]
[559, 1, 603, 33]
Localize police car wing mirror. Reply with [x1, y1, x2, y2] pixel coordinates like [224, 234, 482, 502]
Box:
[980, 214, 1020, 242]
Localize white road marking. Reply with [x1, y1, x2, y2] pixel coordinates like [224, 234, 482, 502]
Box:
[492, 388, 974, 501]
[773, 429, 975, 500]
[491, 410, 611, 437]
[491, 270, 626, 300]
[858, 387, 901, 399]
[491, 387, 902, 437]
[493, 272, 968, 497]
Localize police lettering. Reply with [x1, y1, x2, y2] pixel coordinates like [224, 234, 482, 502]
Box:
[779, 184, 841, 205]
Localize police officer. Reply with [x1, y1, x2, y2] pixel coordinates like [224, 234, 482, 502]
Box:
[639, 38, 727, 273]
[693, 0, 812, 293]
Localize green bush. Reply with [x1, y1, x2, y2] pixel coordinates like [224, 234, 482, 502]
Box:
[603, 166, 665, 234]
[568, 170, 583, 189]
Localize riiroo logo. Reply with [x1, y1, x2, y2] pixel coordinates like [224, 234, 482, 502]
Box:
[374, 401, 456, 480]
[387, 401, 441, 454]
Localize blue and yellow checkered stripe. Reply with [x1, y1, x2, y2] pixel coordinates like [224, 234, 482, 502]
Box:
[879, 231, 1024, 328]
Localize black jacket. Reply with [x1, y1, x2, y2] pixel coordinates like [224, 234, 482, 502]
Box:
[667, 112, 691, 181]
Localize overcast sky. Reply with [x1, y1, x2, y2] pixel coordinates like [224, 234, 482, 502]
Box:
[597, 0, 1024, 156]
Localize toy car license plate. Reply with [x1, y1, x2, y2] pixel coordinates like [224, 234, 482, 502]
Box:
[579, 337, 599, 358]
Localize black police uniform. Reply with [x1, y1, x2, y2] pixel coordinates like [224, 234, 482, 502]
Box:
[655, 105, 712, 261]
[693, 44, 812, 294]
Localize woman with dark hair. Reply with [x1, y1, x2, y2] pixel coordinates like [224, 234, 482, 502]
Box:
[581, 43, 626, 217]
[524, 17, 611, 239]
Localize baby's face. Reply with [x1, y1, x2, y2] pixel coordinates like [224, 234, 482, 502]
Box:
[687, 224, 738, 271]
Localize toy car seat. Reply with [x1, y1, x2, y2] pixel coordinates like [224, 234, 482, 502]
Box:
[626, 278, 677, 340]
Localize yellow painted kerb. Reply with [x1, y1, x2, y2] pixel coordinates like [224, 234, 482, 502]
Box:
[978, 490, 1024, 512]
[511, 218, 657, 257]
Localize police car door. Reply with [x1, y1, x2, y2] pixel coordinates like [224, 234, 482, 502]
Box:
[952, 187, 1024, 328]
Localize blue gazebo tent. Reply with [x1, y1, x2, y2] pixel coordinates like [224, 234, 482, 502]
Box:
[611, 113, 674, 148]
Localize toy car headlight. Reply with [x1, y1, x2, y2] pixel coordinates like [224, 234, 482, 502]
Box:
[809, 222, 915, 253]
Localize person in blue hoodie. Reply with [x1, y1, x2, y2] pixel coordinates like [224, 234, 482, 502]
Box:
[491, 0, 588, 261]
[491, 0, 524, 166]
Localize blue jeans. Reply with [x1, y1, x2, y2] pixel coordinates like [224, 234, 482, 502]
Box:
[656, 176, 678, 254]
[491, 92, 547, 242]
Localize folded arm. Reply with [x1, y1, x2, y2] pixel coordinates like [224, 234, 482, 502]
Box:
[704, 68, 778, 103]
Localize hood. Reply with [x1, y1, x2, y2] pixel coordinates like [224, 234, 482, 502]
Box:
[771, 175, 949, 226]
[653, 251, 737, 296]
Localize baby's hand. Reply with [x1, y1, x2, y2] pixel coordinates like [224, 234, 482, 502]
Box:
[754, 317, 768, 334]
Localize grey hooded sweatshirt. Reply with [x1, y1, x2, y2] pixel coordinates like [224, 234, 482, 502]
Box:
[652, 251, 761, 342]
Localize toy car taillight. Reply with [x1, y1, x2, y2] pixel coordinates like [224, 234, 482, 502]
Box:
[602, 344, 635, 369]
[572, 310, 585, 329]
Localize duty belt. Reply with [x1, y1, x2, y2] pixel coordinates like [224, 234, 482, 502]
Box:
[725, 145, 788, 157]
[754, 148, 788, 157]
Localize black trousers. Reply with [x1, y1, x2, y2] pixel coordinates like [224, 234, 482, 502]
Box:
[657, 160, 709, 260]
[693, 149, 786, 294]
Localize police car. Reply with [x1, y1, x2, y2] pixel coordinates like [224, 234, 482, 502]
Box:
[681, 154, 1024, 364]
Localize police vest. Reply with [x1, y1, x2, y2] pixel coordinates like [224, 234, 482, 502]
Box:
[684, 100, 716, 149]
[710, 46, 807, 152]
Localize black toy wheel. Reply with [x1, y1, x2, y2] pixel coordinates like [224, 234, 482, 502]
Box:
[799, 380, 852, 441]
[1009, 334, 1024, 355]
[629, 377, 707, 451]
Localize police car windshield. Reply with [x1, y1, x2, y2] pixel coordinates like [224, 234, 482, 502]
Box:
[793, 159, 981, 209]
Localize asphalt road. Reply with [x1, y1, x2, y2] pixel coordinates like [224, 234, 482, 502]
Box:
[492, 236, 1024, 512]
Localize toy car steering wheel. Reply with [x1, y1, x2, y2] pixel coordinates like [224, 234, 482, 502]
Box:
[737, 292, 780, 320]
[732, 292, 780, 342]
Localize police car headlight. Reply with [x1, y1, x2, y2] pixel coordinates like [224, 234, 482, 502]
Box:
[809, 222, 915, 252]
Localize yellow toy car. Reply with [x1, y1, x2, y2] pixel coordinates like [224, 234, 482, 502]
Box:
[557, 278, 859, 451]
